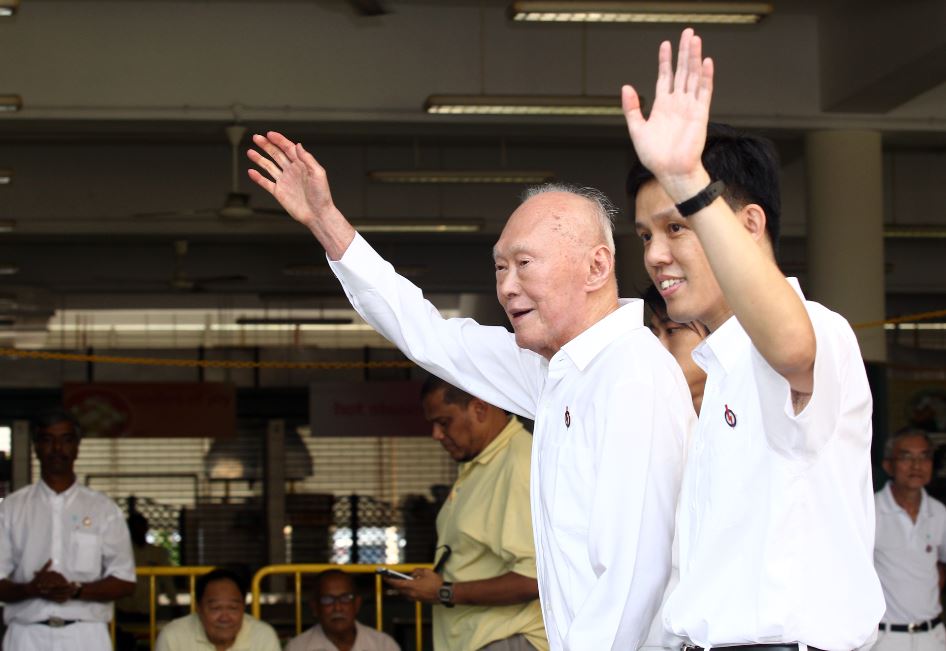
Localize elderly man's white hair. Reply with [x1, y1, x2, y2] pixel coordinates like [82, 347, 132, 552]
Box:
[521, 183, 617, 255]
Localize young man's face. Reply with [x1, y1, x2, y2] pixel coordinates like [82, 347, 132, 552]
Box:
[884, 435, 934, 492]
[635, 180, 730, 331]
[494, 192, 595, 360]
[197, 579, 245, 646]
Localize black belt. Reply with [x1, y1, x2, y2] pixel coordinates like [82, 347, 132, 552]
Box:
[36, 618, 79, 628]
[880, 614, 943, 633]
[684, 645, 826, 651]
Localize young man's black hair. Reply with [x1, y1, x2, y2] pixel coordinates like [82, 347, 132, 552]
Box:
[626, 123, 782, 255]
[420, 374, 474, 407]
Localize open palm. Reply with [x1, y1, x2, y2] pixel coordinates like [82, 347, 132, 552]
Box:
[622, 29, 714, 190]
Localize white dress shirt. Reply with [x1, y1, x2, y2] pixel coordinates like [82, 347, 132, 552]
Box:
[874, 483, 946, 624]
[329, 233, 693, 651]
[0, 479, 136, 625]
[664, 278, 885, 650]
[285, 621, 401, 651]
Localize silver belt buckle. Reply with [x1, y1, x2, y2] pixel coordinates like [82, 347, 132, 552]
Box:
[908, 622, 920, 633]
[47, 616, 66, 628]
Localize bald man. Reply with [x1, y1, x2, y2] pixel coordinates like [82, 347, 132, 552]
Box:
[247, 137, 693, 651]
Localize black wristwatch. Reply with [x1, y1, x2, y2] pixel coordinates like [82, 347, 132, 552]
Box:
[438, 582, 455, 608]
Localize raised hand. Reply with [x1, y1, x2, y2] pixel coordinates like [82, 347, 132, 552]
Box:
[247, 131, 356, 260]
[247, 131, 335, 231]
[622, 28, 714, 200]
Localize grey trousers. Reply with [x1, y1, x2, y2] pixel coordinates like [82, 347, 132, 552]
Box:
[478, 634, 541, 651]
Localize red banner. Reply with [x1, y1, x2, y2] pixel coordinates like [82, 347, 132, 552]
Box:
[63, 383, 236, 438]
[309, 381, 429, 437]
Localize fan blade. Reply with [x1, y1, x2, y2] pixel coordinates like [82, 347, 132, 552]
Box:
[349, 0, 388, 16]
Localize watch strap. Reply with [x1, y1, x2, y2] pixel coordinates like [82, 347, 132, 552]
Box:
[438, 581, 454, 608]
[675, 179, 726, 217]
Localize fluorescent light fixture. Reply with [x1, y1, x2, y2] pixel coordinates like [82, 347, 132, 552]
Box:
[0, 265, 18, 275]
[0, 95, 22, 112]
[509, 1, 773, 24]
[368, 169, 556, 184]
[0, 169, 12, 185]
[235, 317, 353, 326]
[351, 218, 484, 233]
[283, 263, 426, 278]
[0, 220, 15, 233]
[0, 0, 19, 17]
[884, 323, 946, 331]
[884, 225, 946, 239]
[425, 94, 623, 116]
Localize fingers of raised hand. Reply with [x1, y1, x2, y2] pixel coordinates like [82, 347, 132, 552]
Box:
[656, 40, 673, 96]
[247, 148, 283, 182]
[251, 133, 293, 170]
[685, 34, 703, 95]
[621, 85, 646, 135]
[672, 28, 692, 93]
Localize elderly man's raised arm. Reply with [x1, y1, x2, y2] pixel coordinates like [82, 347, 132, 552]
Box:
[247, 133, 544, 418]
[247, 131, 355, 260]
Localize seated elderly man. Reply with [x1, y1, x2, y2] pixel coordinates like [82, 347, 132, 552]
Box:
[286, 569, 399, 651]
[155, 568, 279, 651]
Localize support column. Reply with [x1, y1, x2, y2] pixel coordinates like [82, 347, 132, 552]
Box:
[265, 419, 287, 571]
[805, 131, 886, 362]
[11, 420, 31, 491]
[615, 234, 650, 299]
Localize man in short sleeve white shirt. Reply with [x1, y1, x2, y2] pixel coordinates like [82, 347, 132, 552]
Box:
[874, 428, 946, 651]
[0, 408, 136, 651]
[625, 29, 884, 651]
[246, 135, 693, 650]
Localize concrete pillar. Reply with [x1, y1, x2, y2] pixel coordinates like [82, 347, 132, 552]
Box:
[12, 420, 31, 491]
[805, 131, 886, 361]
[615, 233, 650, 299]
[265, 419, 287, 570]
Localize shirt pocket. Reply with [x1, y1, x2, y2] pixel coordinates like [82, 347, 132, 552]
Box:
[71, 531, 102, 575]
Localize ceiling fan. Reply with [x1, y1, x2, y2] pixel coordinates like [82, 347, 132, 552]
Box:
[348, 0, 389, 16]
[135, 124, 285, 222]
[97, 240, 248, 293]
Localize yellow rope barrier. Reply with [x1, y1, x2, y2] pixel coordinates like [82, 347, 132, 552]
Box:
[0, 347, 414, 369]
[851, 308, 946, 330]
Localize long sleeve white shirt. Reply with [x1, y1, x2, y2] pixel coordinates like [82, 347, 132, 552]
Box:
[329, 233, 693, 651]
[664, 278, 884, 650]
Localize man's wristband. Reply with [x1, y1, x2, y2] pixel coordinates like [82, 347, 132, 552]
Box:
[675, 179, 726, 217]
[72, 582, 83, 600]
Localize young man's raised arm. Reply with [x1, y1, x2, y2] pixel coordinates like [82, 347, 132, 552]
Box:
[622, 29, 816, 399]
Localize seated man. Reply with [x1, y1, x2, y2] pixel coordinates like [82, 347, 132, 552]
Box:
[285, 569, 399, 651]
[155, 568, 279, 651]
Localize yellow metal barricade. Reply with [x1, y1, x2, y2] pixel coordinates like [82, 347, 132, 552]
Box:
[110, 565, 216, 650]
[251, 563, 432, 650]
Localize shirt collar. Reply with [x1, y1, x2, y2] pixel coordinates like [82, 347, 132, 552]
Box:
[693, 277, 804, 375]
[38, 478, 79, 502]
[879, 481, 932, 517]
[556, 299, 644, 373]
[466, 416, 521, 467]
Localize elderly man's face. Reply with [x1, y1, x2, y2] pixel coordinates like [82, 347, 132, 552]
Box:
[494, 192, 598, 360]
[884, 435, 934, 492]
[315, 573, 360, 638]
[197, 578, 245, 647]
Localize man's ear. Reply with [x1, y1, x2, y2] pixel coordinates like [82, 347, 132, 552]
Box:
[470, 399, 489, 422]
[740, 204, 768, 244]
[882, 459, 893, 478]
[586, 244, 615, 292]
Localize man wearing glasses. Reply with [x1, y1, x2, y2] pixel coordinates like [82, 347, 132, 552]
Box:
[285, 569, 399, 651]
[874, 428, 946, 651]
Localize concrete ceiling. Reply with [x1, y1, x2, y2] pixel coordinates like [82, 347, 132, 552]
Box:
[1, 0, 945, 349]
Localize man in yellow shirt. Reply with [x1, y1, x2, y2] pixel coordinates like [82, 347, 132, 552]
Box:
[386, 376, 548, 651]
